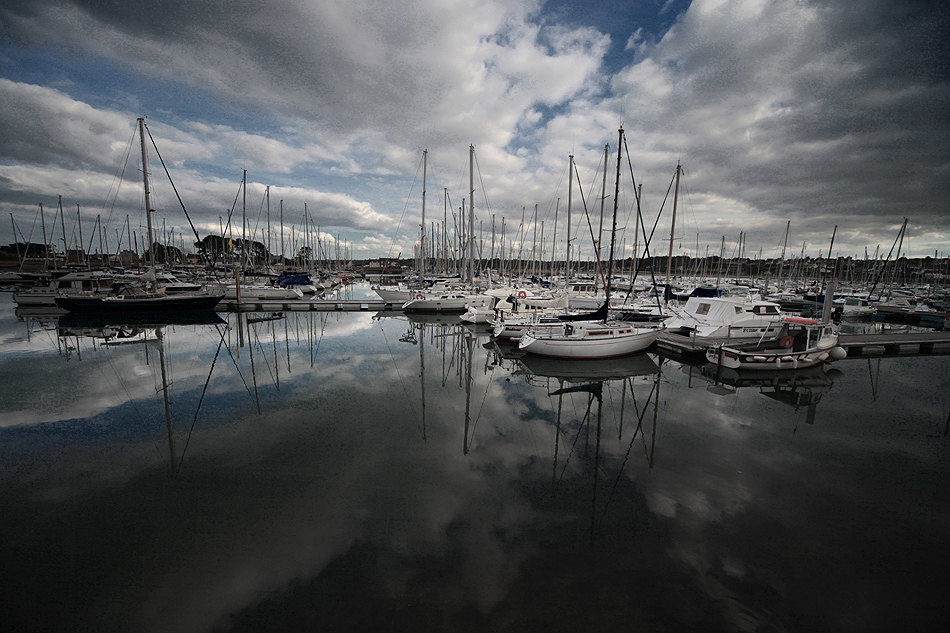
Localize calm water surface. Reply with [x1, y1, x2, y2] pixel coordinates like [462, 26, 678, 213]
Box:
[1, 285, 948, 632]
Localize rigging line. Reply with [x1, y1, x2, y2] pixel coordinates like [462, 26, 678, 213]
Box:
[251, 322, 279, 388]
[386, 155, 425, 259]
[176, 330, 225, 472]
[144, 123, 223, 283]
[96, 334, 171, 466]
[468, 334, 497, 437]
[622, 134, 664, 309]
[472, 148, 493, 218]
[595, 380, 658, 537]
[214, 322, 257, 403]
[572, 161, 608, 292]
[100, 125, 138, 233]
[376, 317, 420, 420]
[554, 391, 597, 495]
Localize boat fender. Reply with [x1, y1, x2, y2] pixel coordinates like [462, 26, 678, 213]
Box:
[786, 317, 818, 324]
[779, 335, 794, 349]
[518, 290, 527, 298]
[829, 346, 848, 360]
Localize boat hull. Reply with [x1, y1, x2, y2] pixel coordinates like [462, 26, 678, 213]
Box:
[402, 294, 492, 313]
[705, 339, 847, 370]
[518, 323, 660, 359]
[55, 293, 224, 314]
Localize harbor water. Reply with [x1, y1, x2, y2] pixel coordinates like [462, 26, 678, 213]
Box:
[0, 285, 947, 632]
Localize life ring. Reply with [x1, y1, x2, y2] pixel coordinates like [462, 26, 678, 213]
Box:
[518, 290, 527, 299]
[779, 335, 794, 349]
[415, 293, 424, 300]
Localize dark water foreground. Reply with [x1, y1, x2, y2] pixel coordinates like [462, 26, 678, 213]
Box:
[0, 297, 947, 632]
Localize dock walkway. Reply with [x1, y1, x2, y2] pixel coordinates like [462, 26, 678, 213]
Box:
[219, 299, 398, 312]
[657, 330, 950, 360]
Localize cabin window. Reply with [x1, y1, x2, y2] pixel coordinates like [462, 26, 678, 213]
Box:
[765, 306, 780, 314]
[696, 303, 711, 315]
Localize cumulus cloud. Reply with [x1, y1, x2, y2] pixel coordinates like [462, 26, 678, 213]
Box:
[1, 0, 948, 256]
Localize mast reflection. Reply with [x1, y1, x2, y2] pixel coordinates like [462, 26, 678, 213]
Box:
[55, 311, 227, 475]
[507, 350, 664, 544]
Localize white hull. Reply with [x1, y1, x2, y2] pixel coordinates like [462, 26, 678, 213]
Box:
[402, 293, 492, 313]
[705, 320, 846, 370]
[374, 287, 413, 302]
[518, 322, 660, 359]
[459, 306, 494, 323]
[493, 316, 572, 340]
[705, 345, 840, 370]
[225, 285, 304, 300]
[666, 296, 784, 339]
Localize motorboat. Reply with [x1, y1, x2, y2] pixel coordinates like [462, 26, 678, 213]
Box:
[705, 317, 847, 370]
[665, 295, 785, 338]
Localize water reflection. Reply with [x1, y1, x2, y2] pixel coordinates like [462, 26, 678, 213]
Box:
[689, 362, 840, 426]
[1, 295, 948, 633]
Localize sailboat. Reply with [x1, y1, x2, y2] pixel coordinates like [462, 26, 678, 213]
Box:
[55, 119, 225, 316]
[518, 127, 662, 359]
[401, 145, 491, 313]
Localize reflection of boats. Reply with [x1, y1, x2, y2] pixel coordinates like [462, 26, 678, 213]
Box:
[57, 310, 225, 334]
[705, 318, 847, 370]
[403, 311, 464, 325]
[514, 352, 660, 382]
[55, 314, 226, 475]
[697, 362, 840, 421]
[56, 290, 224, 314]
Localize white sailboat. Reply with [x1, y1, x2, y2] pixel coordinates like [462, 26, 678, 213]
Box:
[403, 145, 487, 313]
[517, 127, 662, 359]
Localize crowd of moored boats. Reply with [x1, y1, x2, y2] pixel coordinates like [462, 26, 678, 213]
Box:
[4, 266, 948, 370]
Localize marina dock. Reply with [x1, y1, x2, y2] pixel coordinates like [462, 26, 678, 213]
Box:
[219, 298, 398, 312]
[656, 330, 950, 360]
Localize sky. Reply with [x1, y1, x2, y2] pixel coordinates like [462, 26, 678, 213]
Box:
[0, 0, 948, 264]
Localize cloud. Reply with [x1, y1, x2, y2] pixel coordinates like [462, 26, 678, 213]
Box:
[0, 78, 134, 169]
[1, 0, 948, 256]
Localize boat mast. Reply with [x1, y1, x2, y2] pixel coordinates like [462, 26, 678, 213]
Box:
[777, 220, 790, 290]
[567, 155, 573, 289]
[469, 144, 475, 286]
[665, 162, 681, 304]
[420, 149, 427, 278]
[138, 118, 157, 282]
[606, 128, 623, 306]
[597, 143, 609, 292]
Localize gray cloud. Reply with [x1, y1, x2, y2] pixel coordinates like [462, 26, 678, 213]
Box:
[1, 0, 948, 256]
